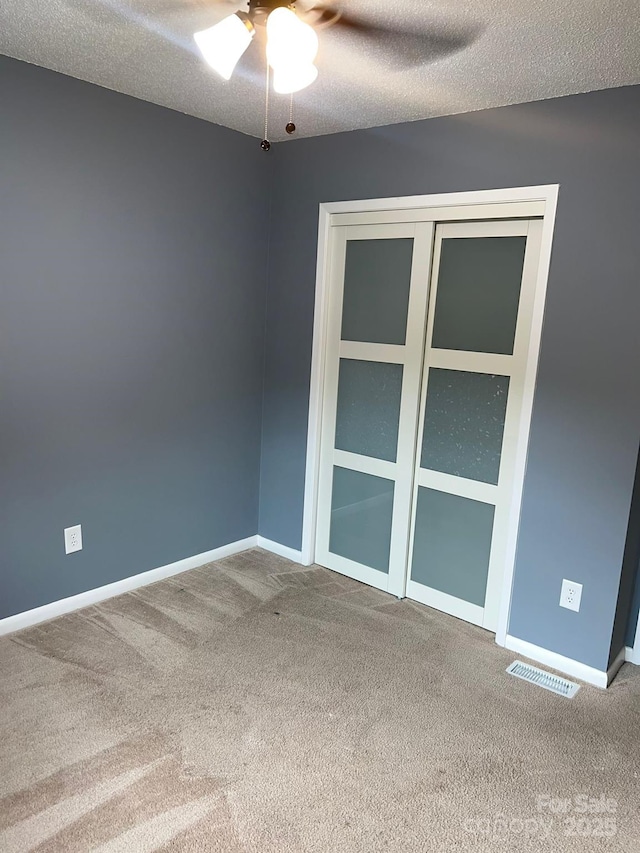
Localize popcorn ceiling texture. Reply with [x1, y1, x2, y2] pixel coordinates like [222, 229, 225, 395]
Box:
[1, 0, 640, 140]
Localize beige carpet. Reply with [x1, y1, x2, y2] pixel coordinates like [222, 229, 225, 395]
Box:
[1, 548, 639, 852]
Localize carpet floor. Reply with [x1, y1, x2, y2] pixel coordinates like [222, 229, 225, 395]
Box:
[1, 548, 639, 852]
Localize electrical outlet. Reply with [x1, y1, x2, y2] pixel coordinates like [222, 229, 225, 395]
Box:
[559, 578, 582, 612]
[64, 524, 82, 555]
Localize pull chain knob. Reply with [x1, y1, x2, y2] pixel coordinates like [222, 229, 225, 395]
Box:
[261, 60, 271, 151]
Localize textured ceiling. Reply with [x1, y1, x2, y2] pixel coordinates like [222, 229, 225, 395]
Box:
[2, 0, 640, 141]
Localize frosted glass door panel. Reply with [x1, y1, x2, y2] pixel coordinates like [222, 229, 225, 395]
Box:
[341, 238, 414, 345]
[410, 488, 494, 606]
[329, 467, 395, 573]
[421, 369, 509, 484]
[431, 236, 526, 354]
[335, 359, 403, 461]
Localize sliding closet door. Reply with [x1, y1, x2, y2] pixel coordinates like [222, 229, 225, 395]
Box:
[407, 219, 543, 630]
[315, 223, 433, 596]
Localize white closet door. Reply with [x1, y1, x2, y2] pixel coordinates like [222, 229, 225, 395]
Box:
[406, 218, 544, 630]
[315, 223, 434, 596]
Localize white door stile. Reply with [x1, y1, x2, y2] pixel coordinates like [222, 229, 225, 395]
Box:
[387, 221, 434, 597]
[404, 224, 443, 614]
[482, 218, 544, 629]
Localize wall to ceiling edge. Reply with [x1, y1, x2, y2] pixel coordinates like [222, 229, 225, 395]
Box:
[259, 84, 640, 672]
[0, 55, 272, 619]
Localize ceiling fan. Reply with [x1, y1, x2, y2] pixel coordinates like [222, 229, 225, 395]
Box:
[189, 0, 481, 147]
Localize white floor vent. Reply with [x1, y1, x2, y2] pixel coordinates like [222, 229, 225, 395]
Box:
[506, 660, 580, 698]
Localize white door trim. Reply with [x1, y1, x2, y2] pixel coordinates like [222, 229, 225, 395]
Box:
[627, 612, 640, 665]
[626, 644, 640, 666]
[301, 185, 559, 649]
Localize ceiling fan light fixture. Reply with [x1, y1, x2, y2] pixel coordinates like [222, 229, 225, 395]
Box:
[194, 13, 254, 81]
[272, 62, 318, 94]
[266, 7, 319, 69]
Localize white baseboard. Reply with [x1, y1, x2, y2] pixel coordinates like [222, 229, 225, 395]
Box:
[625, 645, 640, 665]
[505, 635, 623, 689]
[256, 536, 306, 565]
[0, 535, 258, 638]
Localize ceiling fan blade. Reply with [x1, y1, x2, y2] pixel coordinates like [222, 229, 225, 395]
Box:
[309, 5, 483, 68]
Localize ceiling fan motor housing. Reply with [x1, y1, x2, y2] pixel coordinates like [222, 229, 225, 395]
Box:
[248, 0, 294, 28]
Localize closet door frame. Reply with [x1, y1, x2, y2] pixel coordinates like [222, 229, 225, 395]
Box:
[302, 185, 559, 648]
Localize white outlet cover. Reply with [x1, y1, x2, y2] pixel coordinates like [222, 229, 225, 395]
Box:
[560, 578, 582, 613]
[64, 524, 83, 555]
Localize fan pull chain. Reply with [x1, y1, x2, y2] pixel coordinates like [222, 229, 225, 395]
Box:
[286, 93, 296, 136]
[261, 62, 271, 151]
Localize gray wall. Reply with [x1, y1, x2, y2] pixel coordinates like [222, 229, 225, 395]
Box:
[0, 56, 271, 619]
[259, 86, 640, 672]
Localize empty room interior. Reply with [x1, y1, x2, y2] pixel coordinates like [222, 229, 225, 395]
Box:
[1, 0, 640, 850]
